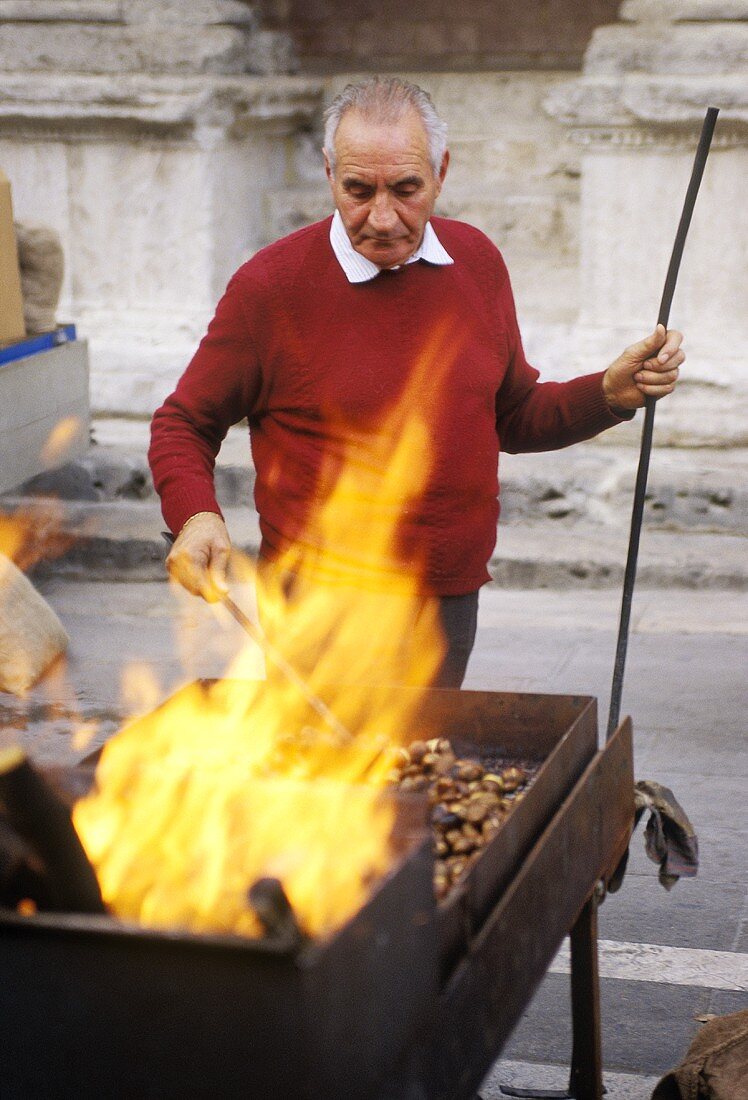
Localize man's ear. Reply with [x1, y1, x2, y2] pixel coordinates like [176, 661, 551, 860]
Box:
[437, 149, 450, 189]
[323, 149, 333, 184]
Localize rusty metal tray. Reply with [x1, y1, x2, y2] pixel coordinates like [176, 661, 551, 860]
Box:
[379, 686, 600, 974]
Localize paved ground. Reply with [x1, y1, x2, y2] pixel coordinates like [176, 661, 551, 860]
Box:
[3, 577, 746, 1098]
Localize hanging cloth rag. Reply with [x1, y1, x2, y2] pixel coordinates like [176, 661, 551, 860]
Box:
[609, 780, 699, 893]
[634, 780, 699, 890]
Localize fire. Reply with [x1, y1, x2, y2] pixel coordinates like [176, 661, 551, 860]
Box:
[40, 415, 84, 467]
[73, 323, 465, 940]
[74, 680, 398, 938]
[0, 500, 73, 573]
[0, 414, 83, 570]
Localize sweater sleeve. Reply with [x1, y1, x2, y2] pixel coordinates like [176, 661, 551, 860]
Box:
[148, 270, 263, 535]
[494, 257, 633, 454]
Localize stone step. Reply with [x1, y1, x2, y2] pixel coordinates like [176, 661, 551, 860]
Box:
[3, 421, 745, 587]
[2, 498, 744, 591]
[6, 423, 747, 535]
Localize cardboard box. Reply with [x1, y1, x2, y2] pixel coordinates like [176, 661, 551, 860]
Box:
[0, 168, 26, 346]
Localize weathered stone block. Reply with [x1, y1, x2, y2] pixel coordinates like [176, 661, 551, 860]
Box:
[124, 1, 258, 25]
[0, 2, 121, 21]
[15, 223, 64, 334]
[244, 29, 297, 76]
[265, 186, 330, 240]
[0, 69, 322, 415]
[620, 0, 748, 21]
[545, 0, 748, 436]
[1, 0, 259, 23]
[0, 25, 265, 75]
[585, 24, 748, 77]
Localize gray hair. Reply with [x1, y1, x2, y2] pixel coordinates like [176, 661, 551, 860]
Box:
[323, 77, 448, 176]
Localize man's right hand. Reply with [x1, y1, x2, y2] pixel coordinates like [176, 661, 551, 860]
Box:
[166, 512, 231, 602]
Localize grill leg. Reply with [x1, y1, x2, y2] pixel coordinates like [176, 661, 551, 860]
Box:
[568, 896, 604, 1100]
[499, 893, 605, 1100]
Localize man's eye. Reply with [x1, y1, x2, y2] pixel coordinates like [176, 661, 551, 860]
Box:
[395, 187, 418, 198]
[346, 185, 372, 199]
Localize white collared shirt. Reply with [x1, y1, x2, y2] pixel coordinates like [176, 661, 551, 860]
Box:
[329, 209, 454, 283]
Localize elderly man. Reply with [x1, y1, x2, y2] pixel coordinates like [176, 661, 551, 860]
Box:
[149, 77, 683, 688]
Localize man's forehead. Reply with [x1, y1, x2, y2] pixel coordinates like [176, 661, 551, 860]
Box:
[333, 108, 432, 168]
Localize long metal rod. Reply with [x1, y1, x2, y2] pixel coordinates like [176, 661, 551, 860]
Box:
[606, 106, 719, 741]
[161, 533, 351, 741]
[219, 592, 352, 742]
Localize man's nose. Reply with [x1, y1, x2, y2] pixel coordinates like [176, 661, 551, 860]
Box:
[367, 191, 398, 234]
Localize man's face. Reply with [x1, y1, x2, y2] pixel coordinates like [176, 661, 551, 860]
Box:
[325, 107, 449, 270]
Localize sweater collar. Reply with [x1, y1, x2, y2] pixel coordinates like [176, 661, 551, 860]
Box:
[329, 210, 454, 284]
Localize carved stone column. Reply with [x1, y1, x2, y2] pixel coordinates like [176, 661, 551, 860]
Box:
[546, 0, 748, 444]
[0, 2, 323, 414]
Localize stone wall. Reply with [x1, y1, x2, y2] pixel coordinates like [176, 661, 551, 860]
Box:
[1, 0, 745, 445]
[546, 0, 748, 445]
[258, 0, 622, 72]
[0, 0, 322, 414]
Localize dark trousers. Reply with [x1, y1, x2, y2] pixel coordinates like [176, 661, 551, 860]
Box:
[433, 590, 479, 688]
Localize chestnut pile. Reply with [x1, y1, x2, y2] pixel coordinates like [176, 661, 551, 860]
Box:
[387, 738, 533, 900]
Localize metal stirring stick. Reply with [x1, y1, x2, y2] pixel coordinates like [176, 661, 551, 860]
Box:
[606, 106, 719, 741]
[161, 533, 351, 742]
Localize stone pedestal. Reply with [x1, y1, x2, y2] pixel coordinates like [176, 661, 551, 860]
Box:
[0, 2, 322, 415]
[546, 0, 748, 445]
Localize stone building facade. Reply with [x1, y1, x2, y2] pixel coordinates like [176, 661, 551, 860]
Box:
[0, 0, 745, 444]
[257, 0, 622, 72]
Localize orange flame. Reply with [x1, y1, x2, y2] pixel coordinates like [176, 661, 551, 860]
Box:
[0, 502, 74, 573]
[40, 415, 84, 467]
[73, 322, 465, 939]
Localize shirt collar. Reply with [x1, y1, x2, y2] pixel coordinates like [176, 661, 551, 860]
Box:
[330, 209, 454, 284]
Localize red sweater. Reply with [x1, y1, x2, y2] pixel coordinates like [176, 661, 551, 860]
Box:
[149, 216, 624, 595]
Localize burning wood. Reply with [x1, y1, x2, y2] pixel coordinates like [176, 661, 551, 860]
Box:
[0, 746, 105, 914]
[247, 876, 307, 951]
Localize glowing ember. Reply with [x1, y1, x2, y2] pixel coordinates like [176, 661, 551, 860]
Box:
[73, 328, 463, 939]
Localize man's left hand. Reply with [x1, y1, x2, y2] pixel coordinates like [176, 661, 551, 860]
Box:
[603, 324, 684, 412]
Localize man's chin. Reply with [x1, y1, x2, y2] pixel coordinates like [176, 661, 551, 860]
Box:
[359, 239, 412, 269]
